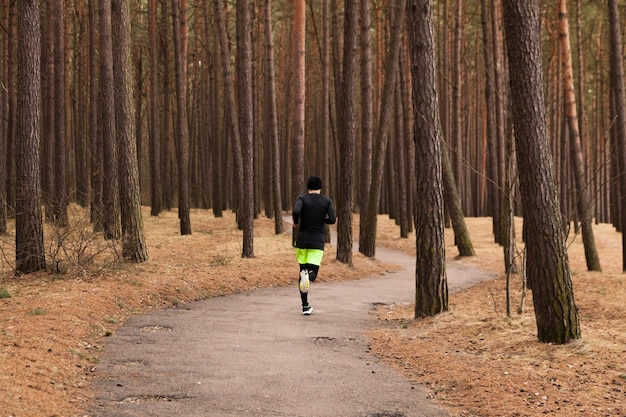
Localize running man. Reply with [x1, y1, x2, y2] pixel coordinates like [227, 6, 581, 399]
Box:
[292, 176, 336, 315]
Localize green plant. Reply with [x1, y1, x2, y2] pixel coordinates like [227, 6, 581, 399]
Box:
[29, 308, 46, 316]
[0, 287, 10, 299]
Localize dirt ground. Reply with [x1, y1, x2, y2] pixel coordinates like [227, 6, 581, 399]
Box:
[0, 207, 624, 416]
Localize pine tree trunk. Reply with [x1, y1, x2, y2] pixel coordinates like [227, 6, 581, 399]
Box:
[503, 0, 580, 344]
[408, 0, 448, 318]
[359, 0, 405, 258]
[214, 0, 243, 225]
[557, 0, 601, 272]
[358, 0, 373, 215]
[98, 0, 121, 240]
[264, 0, 283, 234]
[88, 0, 103, 231]
[0, 0, 6, 234]
[322, 0, 331, 242]
[6, 3, 16, 219]
[336, 0, 358, 266]
[15, 0, 46, 274]
[171, 0, 191, 235]
[236, 0, 254, 257]
[112, 0, 149, 262]
[441, 142, 475, 256]
[160, 0, 173, 211]
[608, 0, 626, 272]
[290, 0, 306, 198]
[53, 0, 68, 227]
[148, 0, 161, 216]
[41, 1, 54, 223]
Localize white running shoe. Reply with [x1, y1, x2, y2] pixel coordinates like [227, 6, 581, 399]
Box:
[302, 305, 313, 315]
[299, 270, 310, 293]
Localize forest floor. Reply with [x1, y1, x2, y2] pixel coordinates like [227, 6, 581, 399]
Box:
[0, 206, 624, 417]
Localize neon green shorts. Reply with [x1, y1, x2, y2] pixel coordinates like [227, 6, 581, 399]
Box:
[296, 248, 324, 266]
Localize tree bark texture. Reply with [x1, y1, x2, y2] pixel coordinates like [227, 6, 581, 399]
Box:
[98, 0, 121, 240]
[148, 0, 161, 216]
[0, 2, 7, 234]
[214, 0, 243, 225]
[264, 0, 284, 235]
[53, 0, 68, 227]
[15, 0, 46, 274]
[112, 0, 149, 262]
[441, 141, 475, 256]
[336, 0, 358, 266]
[88, 0, 103, 231]
[408, 0, 448, 318]
[502, 0, 580, 344]
[159, 0, 173, 211]
[359, 0, 405, 258]
[290, 0, 306, 198]
[608, 0, 626, 272]
[5, 2, 16, 219]
[358, 0, 373, 214]
[236, 0, 254, 257]
[41, 0, 54, 223]
[171, 0, 191, 235]
[557, 0, 601, 272]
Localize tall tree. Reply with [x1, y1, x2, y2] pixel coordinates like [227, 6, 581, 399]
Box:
[359, 0, 406, 258]
[290, 0, 306, 198]
[88, 0, 103, 231]
[444, 0, 474, 257]
[557, 0, 600, 272]
[98, 0, 121, 239]
[214, 0, 243, 224]
[264, 0, 283, 234]
[201, 1, 222, 218]
[15, 0, 46, 274]
[5, 1, 16, 219]
[451, 0, 463, 196]
[336, 0, 358, 265]
[159, 0, 173, 211]
[502, 0, 580, 344]
[73, 1, 89, 209]
[484, 0, 506, 245]
[358, 0, 373, 215]
[40, 0, 54, 223]
[408, 0, 448, 318]
[148, 0, 161, 216]
[321, 0, 331, 204]
[236, 0, 254, 257]
[53, 0, 68, 226]
[441, 141, 475, 256]
[111, 0, 149, 262]
[608, 0, 626, 272]
[0, 2, 7, 234]
[171, 0, 191, 235]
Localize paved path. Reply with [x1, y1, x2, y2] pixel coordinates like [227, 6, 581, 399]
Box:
[89, 246, 495, 417]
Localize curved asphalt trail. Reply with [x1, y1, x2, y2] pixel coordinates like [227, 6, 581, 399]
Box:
[89, 245, 495, 417]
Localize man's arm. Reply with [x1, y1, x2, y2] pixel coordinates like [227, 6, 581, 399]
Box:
[293, 196, 303, 225]
[325, 200, 337, 225]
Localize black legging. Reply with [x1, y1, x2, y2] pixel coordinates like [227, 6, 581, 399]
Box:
[299, 264, 320, 306]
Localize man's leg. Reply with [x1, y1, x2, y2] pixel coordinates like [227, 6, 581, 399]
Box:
[306, 264, 320, 282]
[299, 264, 309, 304]
[306, 250, 324, 282]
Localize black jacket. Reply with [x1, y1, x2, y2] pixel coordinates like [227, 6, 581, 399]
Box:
[292, 193, 336, 250]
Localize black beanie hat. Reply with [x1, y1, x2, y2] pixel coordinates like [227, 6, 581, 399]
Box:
[307, 175, 322, 190]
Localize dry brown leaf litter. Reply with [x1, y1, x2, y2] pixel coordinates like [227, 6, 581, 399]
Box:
[0, 209, 624, 416]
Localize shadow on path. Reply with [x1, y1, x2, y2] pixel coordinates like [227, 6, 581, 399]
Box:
[89, 244, 495, 417]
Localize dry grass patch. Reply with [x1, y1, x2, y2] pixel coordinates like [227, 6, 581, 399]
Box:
[1, 210, 625, 416]
[369, 216, 626, 416]
[0, 207, 397, 417]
